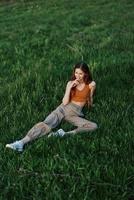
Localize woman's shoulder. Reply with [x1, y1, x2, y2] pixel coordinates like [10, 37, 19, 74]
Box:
[88, 81, 96, 89]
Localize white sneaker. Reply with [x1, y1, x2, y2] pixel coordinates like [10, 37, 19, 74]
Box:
[48, 129, 65, 137]
[6, 141, 24, 152]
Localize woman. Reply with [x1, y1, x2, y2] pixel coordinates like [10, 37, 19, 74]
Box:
[6, 62, 97, 152]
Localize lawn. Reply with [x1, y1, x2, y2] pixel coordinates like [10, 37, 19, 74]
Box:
[0, 0, 134, 199]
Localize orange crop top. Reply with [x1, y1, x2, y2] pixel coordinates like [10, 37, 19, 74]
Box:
[70, 84, 91, 102]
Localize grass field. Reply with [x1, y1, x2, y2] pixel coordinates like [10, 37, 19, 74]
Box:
[0, 0, 134, 199]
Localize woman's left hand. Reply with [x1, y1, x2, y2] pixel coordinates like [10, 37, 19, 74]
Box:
[89, 81, 96, 90]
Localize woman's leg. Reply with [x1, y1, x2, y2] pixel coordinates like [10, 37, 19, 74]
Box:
[20, 122, 51, 144]
[6, 104, 65, 151]
[65, 115, 98, 134]
[6, 122, 51, 151]
[21, 104, 65, 144]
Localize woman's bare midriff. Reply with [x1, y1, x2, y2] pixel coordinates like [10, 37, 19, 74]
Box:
[71, 100, 86, 107]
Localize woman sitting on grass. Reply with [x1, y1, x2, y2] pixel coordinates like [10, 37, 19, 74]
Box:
[6, 62, 98, 152]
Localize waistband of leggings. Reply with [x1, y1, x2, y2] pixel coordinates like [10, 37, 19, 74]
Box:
[69, 102, 83, 110]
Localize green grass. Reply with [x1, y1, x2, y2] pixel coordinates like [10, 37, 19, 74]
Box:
[0, 0, 134, 199]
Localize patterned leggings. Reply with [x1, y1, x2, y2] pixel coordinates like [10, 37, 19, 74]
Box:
[26, 102, 97, 141]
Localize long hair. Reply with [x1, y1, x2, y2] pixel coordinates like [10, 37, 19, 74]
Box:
[71, 62, 94, 107]
[71, 62, 93, 84]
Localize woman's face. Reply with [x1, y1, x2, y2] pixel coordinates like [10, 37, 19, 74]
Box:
[74, 68, 85, 82]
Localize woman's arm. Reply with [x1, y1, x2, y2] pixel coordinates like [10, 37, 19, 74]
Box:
[62, 80, 79, 105]
[89, 81, 96, 106]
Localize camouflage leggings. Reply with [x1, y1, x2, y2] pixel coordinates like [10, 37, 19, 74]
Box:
[26, 102, 97, 141]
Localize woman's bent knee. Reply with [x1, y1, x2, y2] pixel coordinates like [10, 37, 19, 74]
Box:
[36, 122, 47, 128]
[92, 122, 98, 130]
[36, 122, 51, 132]
[83, 122, 98, 130]
[27, 122, 51, 140]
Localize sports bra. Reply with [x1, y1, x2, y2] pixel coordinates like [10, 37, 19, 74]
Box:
[70, 84, 90, 102]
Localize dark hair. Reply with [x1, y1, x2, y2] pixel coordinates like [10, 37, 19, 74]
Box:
[71, 62, 93, 84]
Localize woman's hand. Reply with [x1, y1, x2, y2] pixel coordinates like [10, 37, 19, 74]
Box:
[62, 80, 79, 105]
[67, 80, 80, 89]
[89, 81, 96, 89]
[89, 81, 96, 107]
